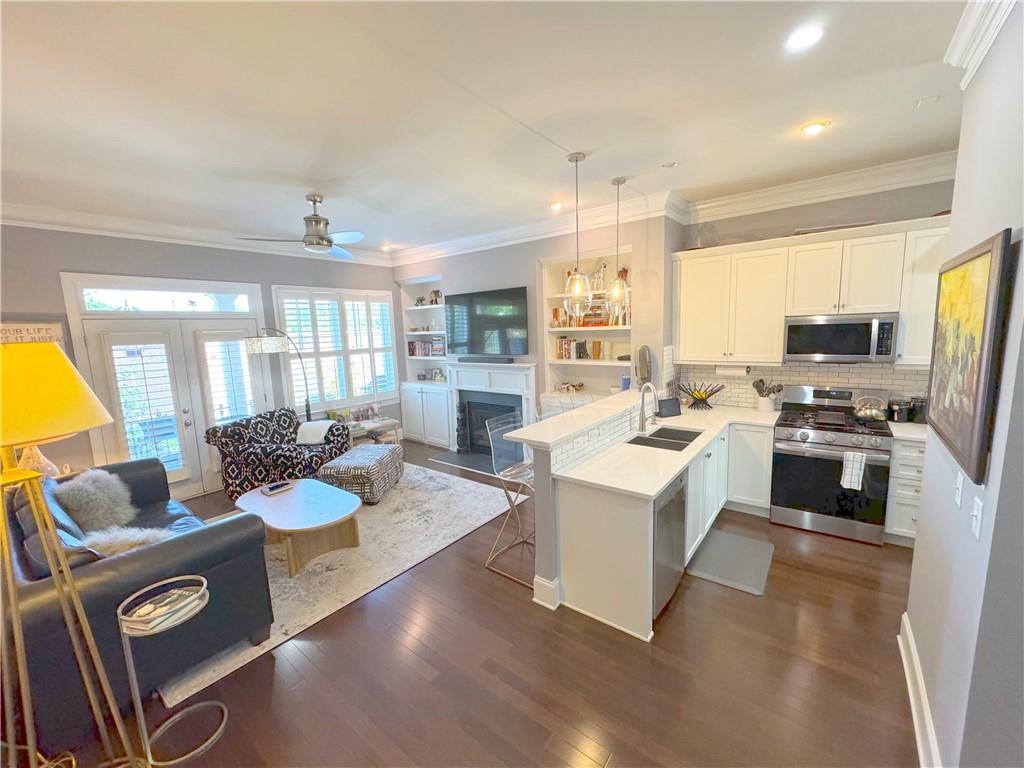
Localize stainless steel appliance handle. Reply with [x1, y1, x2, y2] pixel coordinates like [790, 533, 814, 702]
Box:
[773, 441, 890, 466]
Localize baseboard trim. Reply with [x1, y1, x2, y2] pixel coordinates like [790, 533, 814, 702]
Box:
[560, 600, 654, 643]
[724, 501, 770, 518]
[898, 612, 942, 767]
[532, 575, 561, 610]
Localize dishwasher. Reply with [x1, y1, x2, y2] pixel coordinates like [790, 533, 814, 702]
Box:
[653, 471, 687, 617]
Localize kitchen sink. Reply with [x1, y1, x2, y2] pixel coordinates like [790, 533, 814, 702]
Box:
[650, 427, 704, 443]
[626, 435, 692, 452]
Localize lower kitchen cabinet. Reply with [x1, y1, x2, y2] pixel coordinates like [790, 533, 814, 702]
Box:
[885, 439, 926, 540]
[400, 381, 450, 447]
[727, 423, 773, 509]
[685, 428, 730, 563]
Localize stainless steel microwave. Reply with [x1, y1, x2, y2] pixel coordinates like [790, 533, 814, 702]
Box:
[783, 312, 899, 364]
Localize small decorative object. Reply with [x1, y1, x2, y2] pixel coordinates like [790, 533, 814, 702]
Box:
[555, 381, 585, 393]
[551, 307, 562, 328]
[927, 229, 1014, 484]
[752, 379, 783, 411]
[621, 374, 631, 391]
[680, 382, 725, 410]
[429, 289, 443, 305]
[325, 409, 339, 421]
[17, 444, 60, 476]
[415, 296, 426, 306]
[592, 340, 602, 359]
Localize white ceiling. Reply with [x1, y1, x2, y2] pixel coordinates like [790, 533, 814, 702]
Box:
[2, 2, 964, 262]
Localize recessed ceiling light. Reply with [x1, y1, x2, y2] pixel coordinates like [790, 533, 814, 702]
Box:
[785, 25, 824, 52]
[801, 120, 831, 136]
[381, 243, 394, 252]
[550, 201, 564, 213]
[661, 161, 679, 169]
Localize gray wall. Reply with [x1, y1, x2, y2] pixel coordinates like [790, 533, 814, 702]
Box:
[905, 7, 1023, 766]
[0, 225, 401, 471]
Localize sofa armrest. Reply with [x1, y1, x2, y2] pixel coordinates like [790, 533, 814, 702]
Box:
[325, 422, 351, 452]
[97, 458, 171, 508]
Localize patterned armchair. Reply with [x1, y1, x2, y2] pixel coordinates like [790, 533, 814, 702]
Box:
[205, 408, 350, 500]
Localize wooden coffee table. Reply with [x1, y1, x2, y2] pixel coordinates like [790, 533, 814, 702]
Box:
[236, 479, 361, 577]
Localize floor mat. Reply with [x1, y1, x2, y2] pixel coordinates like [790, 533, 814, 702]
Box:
[686, 528, 774, 595]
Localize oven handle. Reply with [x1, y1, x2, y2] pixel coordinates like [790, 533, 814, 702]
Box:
[773, 442, 891, 466]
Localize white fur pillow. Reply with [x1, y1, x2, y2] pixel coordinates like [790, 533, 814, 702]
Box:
[53, 469, 138, 532]
[82, 526, 174, 557]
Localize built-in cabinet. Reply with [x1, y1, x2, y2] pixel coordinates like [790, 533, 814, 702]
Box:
[674, 218, 949, 367]
[676, 248, 787, 364]
[726, 423, 773, 509]
[885, 438, 926, 540]
[399, 381, 450, 447]
[685, 427, 730, 563]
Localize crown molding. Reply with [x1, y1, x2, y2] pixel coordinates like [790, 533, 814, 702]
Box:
[0, 203, 393, 268]
[390, 191, 674, 267]
[944, 0, 1017, 90]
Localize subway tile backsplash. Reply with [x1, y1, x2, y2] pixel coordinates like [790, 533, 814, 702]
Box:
[673, 363, 930, 409]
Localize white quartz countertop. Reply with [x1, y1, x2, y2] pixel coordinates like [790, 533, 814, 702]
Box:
[888, 421, 929, 441]
[554, 406, 780, 500]
[506, 389, 640, 448]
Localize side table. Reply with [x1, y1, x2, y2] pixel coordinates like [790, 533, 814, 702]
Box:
[117, 576, 227, 766]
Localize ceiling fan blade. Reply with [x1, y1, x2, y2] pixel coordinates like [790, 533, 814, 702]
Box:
[329, 231, 365, 245]
[329, 246, 354, 259]
[237, 237, 303, 242]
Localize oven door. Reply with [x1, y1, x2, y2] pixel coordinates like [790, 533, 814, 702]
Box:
[770, 441, 889, 544]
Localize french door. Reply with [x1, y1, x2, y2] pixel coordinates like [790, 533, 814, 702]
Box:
[83, 318, 271, 498]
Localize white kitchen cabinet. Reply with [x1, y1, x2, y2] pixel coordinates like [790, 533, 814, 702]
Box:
[786, 241, 843, 315]
[685, 458, 705, 564]
[897, 227, 949, 366]
[840, 233, 907, 314]
[729, 248, 789, 363]
[715, 429, 729, 511]
[727, 423, 773, 509]
[885, 439, 926, 540]
[400, 381, 449, 447]
[677, 253, 732, 362]
[701, 444, 718, 534]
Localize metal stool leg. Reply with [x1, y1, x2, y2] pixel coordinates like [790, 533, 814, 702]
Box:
[485, 479, 535, 588]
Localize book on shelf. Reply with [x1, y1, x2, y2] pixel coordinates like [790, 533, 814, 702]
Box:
[408, 337, 446, 357]
[554, 336, 611, 361]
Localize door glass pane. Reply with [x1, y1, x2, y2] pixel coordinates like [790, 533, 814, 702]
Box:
[345, 301, 370, 349]
[350, 352, 374, 397]
[315, 300, 343, 352]
[370, 301, 393, 348]
[282, 298, 315, 352]
[290, 357, 320, 405]
[374, 351, 396, 394]
[204, 340, 255, 424]
[320, 356, 347, 402]
[110, 343, 183, 470]
[84, 288, 249, 313]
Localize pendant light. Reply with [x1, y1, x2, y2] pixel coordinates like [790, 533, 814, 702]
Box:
[563, 152, 591, 319]
[607, 176, 628, 322]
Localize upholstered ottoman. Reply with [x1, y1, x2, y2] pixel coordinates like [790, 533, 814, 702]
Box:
[317, 443, 404, 504]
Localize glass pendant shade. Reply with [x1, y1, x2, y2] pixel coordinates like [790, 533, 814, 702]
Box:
[607, 276, 628, 319]
[564, 270, 591, 318]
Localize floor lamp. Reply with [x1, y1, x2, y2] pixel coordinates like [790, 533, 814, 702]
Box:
[245, 328, 313, 421]
[0, 342, 138, 768]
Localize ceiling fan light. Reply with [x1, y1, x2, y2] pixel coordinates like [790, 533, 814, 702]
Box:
[304, 237, 333, 254]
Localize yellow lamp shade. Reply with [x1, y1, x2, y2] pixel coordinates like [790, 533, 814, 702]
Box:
[1, 342, 112, 448]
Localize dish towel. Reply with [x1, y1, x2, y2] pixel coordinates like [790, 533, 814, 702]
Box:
[841, 451, 866, 491]
[296, 420, 334, 445]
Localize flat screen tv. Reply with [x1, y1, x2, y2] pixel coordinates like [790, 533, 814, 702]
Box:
[444, 287, 529, 357]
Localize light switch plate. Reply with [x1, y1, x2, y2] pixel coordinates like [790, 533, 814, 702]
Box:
[971, 498, 984, 541]
[955, 472, 965, 508]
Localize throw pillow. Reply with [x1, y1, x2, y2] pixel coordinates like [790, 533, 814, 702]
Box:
[53, 469, 138, 532]
[82, 526, 174, 557]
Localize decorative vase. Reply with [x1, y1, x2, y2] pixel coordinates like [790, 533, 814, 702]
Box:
[756, 397, 775, 412]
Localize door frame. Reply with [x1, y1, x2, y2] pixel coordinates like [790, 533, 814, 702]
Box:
[61, 273, 274, 487]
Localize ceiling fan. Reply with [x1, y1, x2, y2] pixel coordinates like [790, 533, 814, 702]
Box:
[239, 194, 364, 258]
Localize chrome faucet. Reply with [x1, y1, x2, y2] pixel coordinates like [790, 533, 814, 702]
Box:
[638, 381, 659, 433]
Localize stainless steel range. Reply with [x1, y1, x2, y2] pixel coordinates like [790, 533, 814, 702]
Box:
[770, 385, 892, 545]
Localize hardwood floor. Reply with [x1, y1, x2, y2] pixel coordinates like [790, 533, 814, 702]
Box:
[148, 442, 916, 766]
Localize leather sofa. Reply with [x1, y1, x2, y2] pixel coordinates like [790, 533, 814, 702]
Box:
[4, 458, 274, 753]
[205, 407, 350, 500]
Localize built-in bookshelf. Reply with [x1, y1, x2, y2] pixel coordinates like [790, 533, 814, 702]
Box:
[541, 245, 633, 397]
[398, 275, 447, 384]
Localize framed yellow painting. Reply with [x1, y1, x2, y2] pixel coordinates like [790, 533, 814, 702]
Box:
[927, 229, 1015, 484]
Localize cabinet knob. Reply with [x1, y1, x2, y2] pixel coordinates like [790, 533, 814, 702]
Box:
[840, 304, 846, 309]
[833, 304, 837, 310]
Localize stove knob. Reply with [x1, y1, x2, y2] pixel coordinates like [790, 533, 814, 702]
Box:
[869, 437, 882, 448]
[851, 435, 865, 446]
[782, 429, 794, 439]
[824, 433, 836, 443]
[798, 431, 810, 442]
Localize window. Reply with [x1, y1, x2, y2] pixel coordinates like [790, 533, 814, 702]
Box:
[203, 339, 256, 424]
[110, 342, 184, 470]
[274, 287, 396, 411]
[82, 288, 250, 313]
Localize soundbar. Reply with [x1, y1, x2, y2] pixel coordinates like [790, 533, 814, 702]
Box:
[458, 356, 514, 364]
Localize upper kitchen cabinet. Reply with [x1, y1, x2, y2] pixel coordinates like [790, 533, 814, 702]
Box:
[839, 233, 907, 314]
[897, 227, 950, 366]
[785, 241, 843, 315]
[676, 253, 732, 362]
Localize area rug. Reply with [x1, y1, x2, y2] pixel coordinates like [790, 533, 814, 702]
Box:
[685, 528, 774, 596]
[158, 463, 515, 706]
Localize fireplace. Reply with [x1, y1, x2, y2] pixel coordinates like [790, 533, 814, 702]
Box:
[456, 390, 523, 456]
